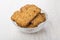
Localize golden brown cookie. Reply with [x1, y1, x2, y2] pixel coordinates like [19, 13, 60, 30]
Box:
[11, 4, 44, 28]
[20, 4, 41, 13]
[16, 10, 40, 27]
[15, 5, 41, 27]
[27, 13, 46, 28]
[11, 11, 20, 21]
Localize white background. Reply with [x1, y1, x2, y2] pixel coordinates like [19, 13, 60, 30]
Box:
[0, 0, 60, 40]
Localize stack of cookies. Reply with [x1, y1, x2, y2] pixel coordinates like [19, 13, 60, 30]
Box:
[11, 4, 46, 28]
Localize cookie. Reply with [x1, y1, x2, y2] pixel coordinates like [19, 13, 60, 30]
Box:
[11, 4, 44, 28]
[20, 4, 41, 13]
[16, 11, 39, 27]
[27, 13, 45, 28]
[11, 11, 20, 21]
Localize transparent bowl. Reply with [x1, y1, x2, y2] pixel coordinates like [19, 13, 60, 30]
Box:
[12, 10, 48, 33]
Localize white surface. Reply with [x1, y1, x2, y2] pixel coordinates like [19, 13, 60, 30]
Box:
[0, 0, 60, 40]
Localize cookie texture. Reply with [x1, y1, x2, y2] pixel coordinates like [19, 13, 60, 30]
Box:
[27, 13, 46, 28]
[11, 4, 46, 28]
[11, 11, 20, 21]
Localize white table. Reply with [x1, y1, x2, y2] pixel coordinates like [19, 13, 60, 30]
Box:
[0, 0, 60, 40]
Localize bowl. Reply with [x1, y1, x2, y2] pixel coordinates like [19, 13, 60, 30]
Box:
[12, 10, 48, 33]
